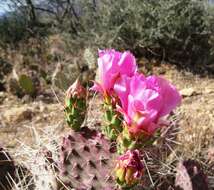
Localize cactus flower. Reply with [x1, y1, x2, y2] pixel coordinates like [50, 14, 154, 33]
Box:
[91, 49, 137, 97]
[114, 74, 181, 137]
[64, 79, 87, 131]
[115, 149, 144, 187]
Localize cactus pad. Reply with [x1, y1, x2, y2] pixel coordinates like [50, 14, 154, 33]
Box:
[175, 159, 208, 190]
[57, 127, 117, 190]
[18, 74, 35, 95]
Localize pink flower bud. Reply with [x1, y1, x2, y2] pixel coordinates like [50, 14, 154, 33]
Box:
[115, 150, 144, 186]
[65, 79, 86, 100]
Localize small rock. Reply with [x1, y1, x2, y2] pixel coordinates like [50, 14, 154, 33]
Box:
[180, 88, 196, 97]
[21, 94, 33, 103]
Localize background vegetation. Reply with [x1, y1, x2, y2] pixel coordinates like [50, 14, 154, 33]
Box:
[0, 0, 214, 73]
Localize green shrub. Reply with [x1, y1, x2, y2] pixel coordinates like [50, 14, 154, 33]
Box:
[0, 15, 28, 45]
[0, 11, 50, 46]
[63, 0, 214, 70]
[113, 0, 212, 66]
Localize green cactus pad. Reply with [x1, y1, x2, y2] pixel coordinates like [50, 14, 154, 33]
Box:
[18, 74, 35, 95]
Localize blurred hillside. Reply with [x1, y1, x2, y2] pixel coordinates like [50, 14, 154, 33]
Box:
[0, 0, 214, 68]
[0, 0, 214, 99]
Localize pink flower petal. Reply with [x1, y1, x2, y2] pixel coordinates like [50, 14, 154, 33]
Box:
[118, 51, 137, 76]
[146, 76, 181, 116]
[92, 49, 138, 97]
[114, 75, 131, 111]
[90, 81, 104, 94]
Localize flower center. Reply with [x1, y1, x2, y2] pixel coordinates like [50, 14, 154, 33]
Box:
[133, 112, 142, 124]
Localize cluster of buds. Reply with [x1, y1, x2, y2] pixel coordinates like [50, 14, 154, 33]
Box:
[64, 79, 87, 131]
[91, 49, 181, 188]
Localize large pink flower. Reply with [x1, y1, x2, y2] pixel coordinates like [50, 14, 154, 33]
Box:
[91, 49, 137, 97]
[114, 74, 181, 136]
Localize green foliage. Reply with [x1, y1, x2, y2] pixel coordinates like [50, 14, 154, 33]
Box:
[0, 13, 28, 45]
[63, 0, 214, 69]
[0, 10, 50, 45]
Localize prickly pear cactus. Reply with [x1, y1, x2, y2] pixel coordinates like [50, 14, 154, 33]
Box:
[116, 127, 136, 155]
[57, 127, 117, 190]
[102, 99, 123, 141]
[0, 146, 16, 190]
[64, 79, 87, 131]
[175, 160, 208, 190]
[116, 116, 177, 155]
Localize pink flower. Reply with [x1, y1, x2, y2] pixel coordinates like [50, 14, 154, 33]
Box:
[115, 149, 144, 186]
[91, 49, 137, 97]
[114, 74, 181, 136]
